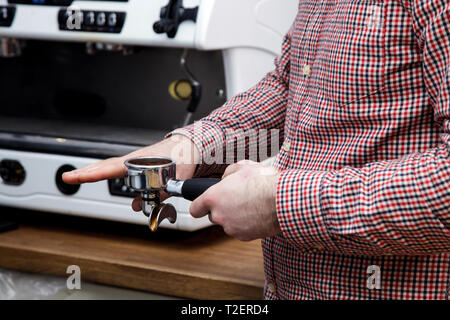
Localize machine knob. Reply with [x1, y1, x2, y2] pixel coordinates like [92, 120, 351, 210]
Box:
[153, 20, 177, 36]
[55, 165, 80, 195]
[153, 0, 198, 38]
[0, 160, 26, 186]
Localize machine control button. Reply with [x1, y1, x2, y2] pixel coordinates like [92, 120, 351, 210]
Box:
[108, 178, 139, 198]
[86, 11, 95, 26]
[0, 6, 16, 27]
[108, 12, 117, 27]
[55, 165, 80, 195]
[8, 0, 73, 6]
[0, 159, 26, 186]
[58, 9, 126, 33]
[8, 0, 128, 5]
[96, 12, 106, 27]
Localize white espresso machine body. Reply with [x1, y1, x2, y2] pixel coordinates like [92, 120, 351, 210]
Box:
[0, 0, 297, 231]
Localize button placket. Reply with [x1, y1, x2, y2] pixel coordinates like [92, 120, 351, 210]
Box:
[288, 1, 328, 159]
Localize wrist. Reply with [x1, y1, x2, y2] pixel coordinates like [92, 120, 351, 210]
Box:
[166, 134, 200, 166]
[261, 171, 282, 236]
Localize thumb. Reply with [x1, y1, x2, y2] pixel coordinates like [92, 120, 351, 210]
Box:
[189, 192, 212, 219]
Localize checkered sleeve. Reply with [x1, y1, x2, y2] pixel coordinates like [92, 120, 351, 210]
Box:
[167, 28, 293, 177]
[277, 1, 450, 255]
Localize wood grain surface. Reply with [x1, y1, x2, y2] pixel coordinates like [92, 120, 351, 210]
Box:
[0, 209, 265, 300]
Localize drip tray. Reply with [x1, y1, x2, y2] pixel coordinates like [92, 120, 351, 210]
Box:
[0, 117, 168, 158]
[0, 117, 167, 146]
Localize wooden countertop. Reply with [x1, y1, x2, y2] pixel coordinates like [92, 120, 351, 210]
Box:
[0, 209, 265, 300]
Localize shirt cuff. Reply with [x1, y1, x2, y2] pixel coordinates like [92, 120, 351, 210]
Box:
[166, 121, 228, 177]
[276, 170, 339, 252]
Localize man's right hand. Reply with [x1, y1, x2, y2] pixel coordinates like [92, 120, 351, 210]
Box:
[62, 134, 199, 211]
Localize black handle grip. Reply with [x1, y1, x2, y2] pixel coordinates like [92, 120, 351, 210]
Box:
[181, 178, 221, 201]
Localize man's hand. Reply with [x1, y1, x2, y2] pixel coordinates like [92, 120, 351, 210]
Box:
[190, 160, 282, 241]
[62, 134, 199, 211]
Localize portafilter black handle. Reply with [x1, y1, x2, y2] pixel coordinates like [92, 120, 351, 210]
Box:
[166, 178, 221, 201]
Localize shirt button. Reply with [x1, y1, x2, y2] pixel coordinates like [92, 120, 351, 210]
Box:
[303, 64, 312, 76]
[282, 141, 291, 152]
[314, 244, 325, 251]
[267, 282, 276, 294]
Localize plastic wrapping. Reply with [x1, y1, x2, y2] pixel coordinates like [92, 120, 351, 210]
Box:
[0, 268, 66, 300]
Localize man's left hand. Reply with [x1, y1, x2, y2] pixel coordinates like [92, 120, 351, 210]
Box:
[190, 160, 282, 241]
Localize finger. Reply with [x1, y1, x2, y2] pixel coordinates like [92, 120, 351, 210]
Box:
[159, 190, 170, 202]
[208, 212, 223, 226]
[222, 164, 240, 179]
[62, 157, 126, 184]
[62, 160, 107, 184]
[223, 160, 255, 179]
[132, 195, 142, 212]
[190, 192, 212, 219]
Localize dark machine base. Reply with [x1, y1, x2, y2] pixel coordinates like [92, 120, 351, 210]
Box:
[0, 220, 18, 233]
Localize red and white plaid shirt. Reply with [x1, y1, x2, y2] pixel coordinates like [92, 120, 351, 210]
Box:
[172, 0, 450, 299]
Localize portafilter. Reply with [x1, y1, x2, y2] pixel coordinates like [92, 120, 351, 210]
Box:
[124, 157, 220, 231]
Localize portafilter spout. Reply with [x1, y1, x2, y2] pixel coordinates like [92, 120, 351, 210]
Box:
[124, 157, 220, 231]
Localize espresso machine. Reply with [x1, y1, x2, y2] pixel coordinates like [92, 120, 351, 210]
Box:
[0, 0, 297, 231]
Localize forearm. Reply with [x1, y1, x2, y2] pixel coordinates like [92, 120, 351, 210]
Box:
[277, 143, 450, 255]
[168, 29, 293, 177]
